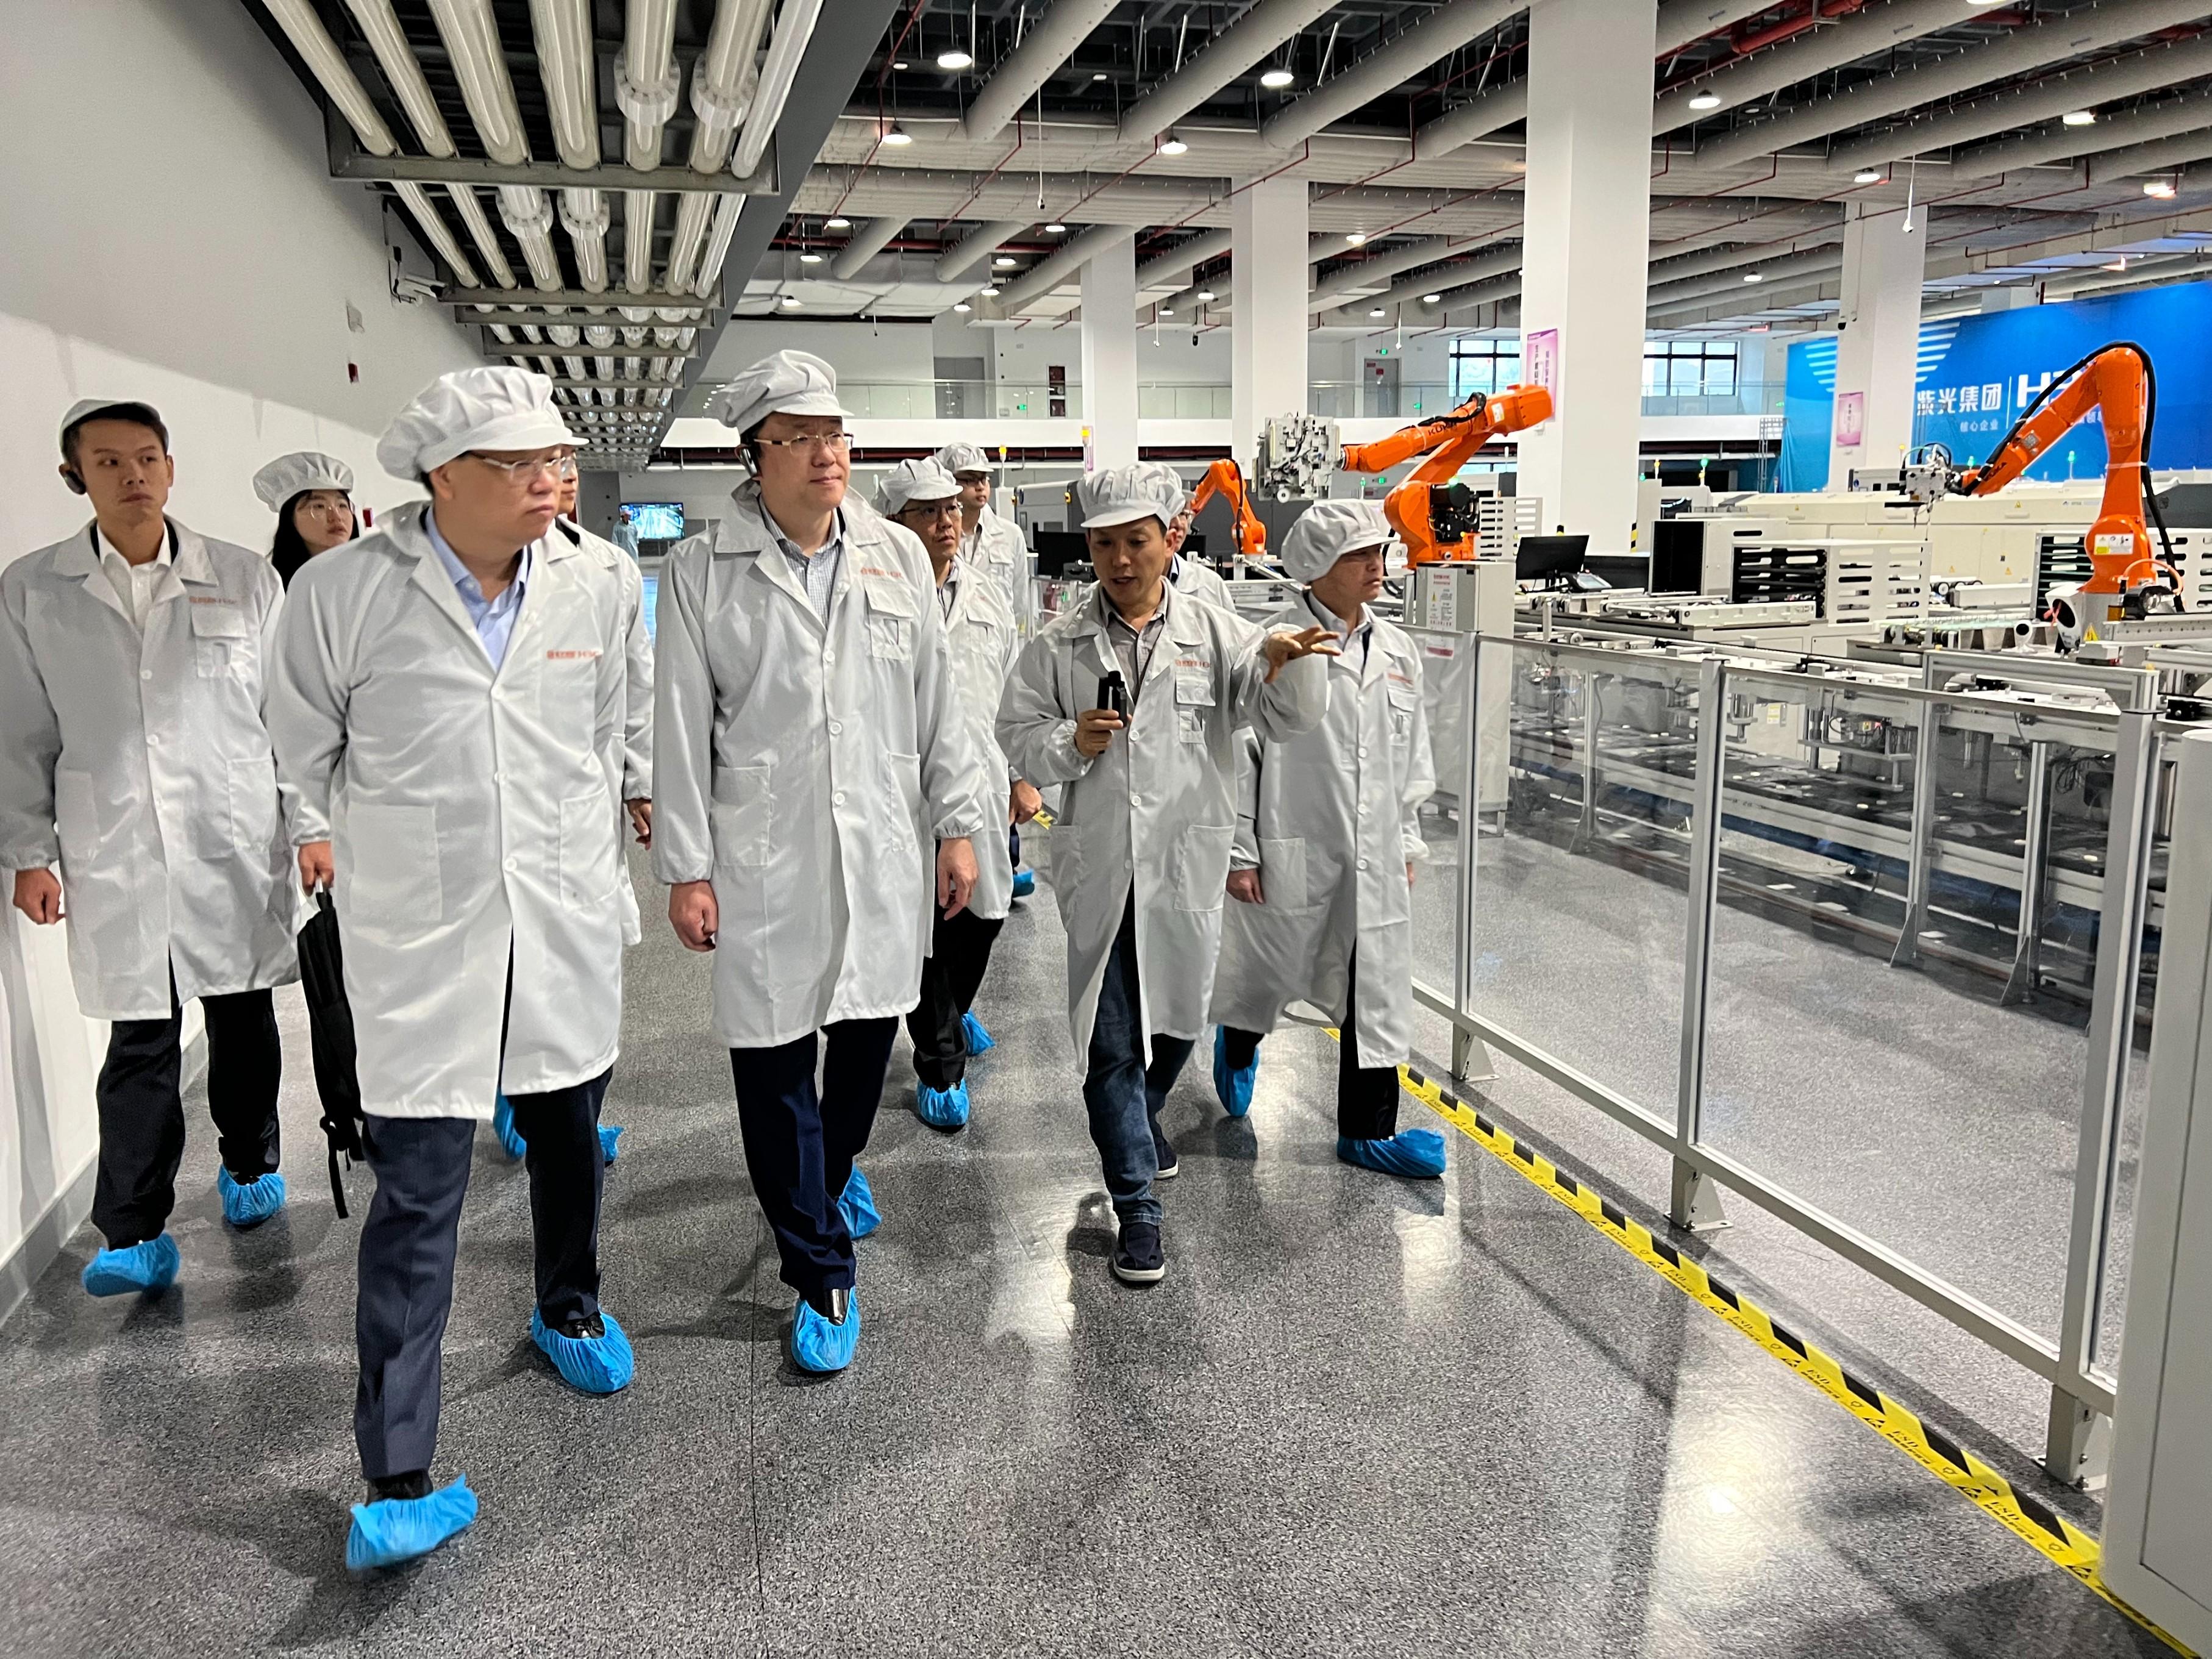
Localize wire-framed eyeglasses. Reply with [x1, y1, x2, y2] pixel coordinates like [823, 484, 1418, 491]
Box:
[468, 450, 579, 481]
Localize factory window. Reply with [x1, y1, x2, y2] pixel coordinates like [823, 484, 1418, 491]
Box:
[1449, 339, 1523, 401]
[1644, 340, 1739, 396]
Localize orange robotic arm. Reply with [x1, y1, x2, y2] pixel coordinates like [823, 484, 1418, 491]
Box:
[1340, 384, 1555, 563]
[1190, 457, 1268, 562]
[1951, 341, 2171, 598]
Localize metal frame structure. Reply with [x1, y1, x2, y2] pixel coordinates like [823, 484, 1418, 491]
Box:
[1416, 632, 2174, 1479]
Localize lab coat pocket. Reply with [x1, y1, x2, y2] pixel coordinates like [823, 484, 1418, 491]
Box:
[52, 769, 102, 863]
[1386, 678, 1419, 736]
[1174, 823, 1235, 912]
[190, 601, 249, 679]
[864, 576, 917, 662]
[343, 803, 439, 937]
[558, 791, 618, 907]
[710, 765, 772, 870]
[1174, 671, 1215, 745]
[1258, 837, 1310, 912]
[220, 755, 280, 860]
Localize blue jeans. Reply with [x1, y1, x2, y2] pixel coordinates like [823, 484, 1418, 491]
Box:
[1082, 895, 1194, 1227]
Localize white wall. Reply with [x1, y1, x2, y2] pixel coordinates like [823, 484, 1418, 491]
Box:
[702, 319, 938, 388]
[0, 0, 479, 1291]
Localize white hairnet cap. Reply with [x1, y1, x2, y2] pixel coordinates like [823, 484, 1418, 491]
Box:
[1280, 498, 1393, 583]
[1079, 462, 1183, 529]
[933, 441, 994, 476]
[707, 349, 854, 435]
[876, 458, 962, 516]
[376, 366, 571, 479]
[60, 398, 165, 448]
[252, 451, 355, 510]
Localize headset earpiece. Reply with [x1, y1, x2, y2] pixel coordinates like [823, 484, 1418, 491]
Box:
[60, 466, 87, 496]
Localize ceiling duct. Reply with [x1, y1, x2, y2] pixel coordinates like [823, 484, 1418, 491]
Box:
[1260, 0, 1532, 151]
[831, 216, 910, 279]
[1118, 0, 1337, 143]
[937, 219, 1035, 282]
[996, 223, 1138, 310]
[1654, 0, 1966, 134]
[1953, 87, 2212, 180]
[963, 0, 1122, 143]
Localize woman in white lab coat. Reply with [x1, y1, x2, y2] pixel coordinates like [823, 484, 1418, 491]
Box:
[1, 399, 302, 1297]
[654, 351, 990, 1377]
[269, 366, 634, 1572]
[1208, 499, 1445, 1179]
[996, 463, 1336, 1286]
[255, 451, 359, 587]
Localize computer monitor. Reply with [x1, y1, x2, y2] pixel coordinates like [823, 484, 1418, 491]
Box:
[1033, 530, 1091, 579]
[621, 501, 684, 541]
[1515, 533, 1589, 587]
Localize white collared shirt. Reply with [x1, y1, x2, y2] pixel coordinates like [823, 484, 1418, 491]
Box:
[96, 526, 176, 632]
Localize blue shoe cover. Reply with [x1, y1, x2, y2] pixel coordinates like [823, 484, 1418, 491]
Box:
[788, 1294, 860, 1374]
[916, 1079, 971, 1129]
[838, 1166, 881, 1240]
[962, 1010, 996, 1055]
[1010, 868, 1036, 898]
[492, 1093, 526, 1160]
[530, 1307, 636, 1394]
[598, 1124, 623, 1165]
[1336, 1129, 1448, 1180]
[217, 1168, 287, 1227]
[81, 1234, 180, 1297]
[346, 1477, 479, 1571]
[1213, 1028, 1257, 1118]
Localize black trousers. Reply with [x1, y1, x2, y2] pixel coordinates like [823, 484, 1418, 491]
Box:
[730, 1018, 898, 1299]
[1221, 949, 1399, 1141]
[93, 974, 281, 1248]
[352, 1068, 609, 1481]
[905, 908, 1005, 1090]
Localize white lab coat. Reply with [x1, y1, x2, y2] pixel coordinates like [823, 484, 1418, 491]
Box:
[0, 521, 299, 1021]
[941, 558, 1020, 922]
[1172, 552, 1232, 609]
[652, 483, 993, 1049]
[997, 587, 1327, 1059]
[268, 502, 627, 1118]
[558, 516, 654, 946]
[964, 505, 1035, 630]
[1210, 601, 1436, 1069]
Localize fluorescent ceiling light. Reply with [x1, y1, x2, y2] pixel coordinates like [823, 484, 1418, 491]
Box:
[1092, 71, 1108, 82]
[799, 251, 822, 263]
[1260, 67, 1294, 89]
[1045, 222, 1066, 232]
[952, 302, 972, 313]
[1422, 293, 1441, 303]
[1743, 271, 1764, 283]
[937, 49, 972, 70]
[1368, 307, 1386, 317]
[1195, 288, 1216, 301]
[2144, 179, 2178, 198]
[979, 285, 1001, 296]
[825, 215, 851, 229]
[2063, 110, 2097, 127]
[1854, 169, 1883, 184]
[1158, 134, 1189, 155]
[891, 60, 909, 70]
[1346, 232, 1367, 245]
[993, 254, 1018, 268]
[1687, 91, 1721, 111]
[1159, 306, 1175, 316]
[882, 123, 912, 146]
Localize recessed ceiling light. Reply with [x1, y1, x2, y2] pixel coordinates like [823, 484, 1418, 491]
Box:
[1688, 91, 1722, 111]
[799, 251, 822, 263]
[993, 254, 1018, 268]
[1743, 271, 1764, 283]
[2062, 110, 2097, 127]
[1854, 169, 1883, 184]
[979, 284, 1001, 296]
[1044, 222, 1066, 232]
[2145, 178, 2178, 198]
[1422, 293, 1441, 302]
[882, 123, 912, 146]
[826, 215, 852, 229]
[1368, 306, 1386, 317]
[779, 294, 801, 308]
[1346, 231, 1367, 245]
[1158, 134, 1189, 155]
[1260, 67, 1294, 89]
[937, 49, 972, 70]
[952, 301, 972, 313]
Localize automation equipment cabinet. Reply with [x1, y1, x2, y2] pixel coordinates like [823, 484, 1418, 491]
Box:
[2102, 727, 2212, 1652]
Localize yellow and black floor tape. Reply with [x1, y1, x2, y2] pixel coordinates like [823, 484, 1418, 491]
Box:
[1336, 1032, 2196, 1656]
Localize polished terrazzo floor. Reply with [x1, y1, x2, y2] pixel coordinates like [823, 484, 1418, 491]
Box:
[0, 837, 2170, 1657]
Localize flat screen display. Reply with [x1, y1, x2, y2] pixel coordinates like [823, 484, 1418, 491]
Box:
[623, 502, 684, 540]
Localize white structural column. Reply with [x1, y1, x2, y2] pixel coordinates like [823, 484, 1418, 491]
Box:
[1515, 0, 1659, 547]
[1081, 237, 1140, 469]
[1827, 203, 1927, 487]
[1230, 176, 1310, 462]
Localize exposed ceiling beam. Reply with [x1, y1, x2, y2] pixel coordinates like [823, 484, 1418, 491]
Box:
[1656, 0, 1796, 58]
[1647, 248, 1846, 310]
[1952, 86, 2212, 179]
[1654, 0, 1968, 134]
[1259, 0, 1532, 151]
[962, 0, 1121, 143]
[2091, 126, 2212, 181]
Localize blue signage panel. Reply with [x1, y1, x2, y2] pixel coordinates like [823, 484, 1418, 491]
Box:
[1781, 277, 2212, 489]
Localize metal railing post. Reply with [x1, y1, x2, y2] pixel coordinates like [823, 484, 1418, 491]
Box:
[2001, 739, 2054, 1005]
[2044, 708, 2159, 1485]
[1671, 657, 1730, 1232]
[1889, 661, 1944, 968]
[1451, 635, 1492, 1085]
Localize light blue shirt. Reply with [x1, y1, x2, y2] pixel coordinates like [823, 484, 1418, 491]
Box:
[426, 509, 532, 669]
[767, 508, 846, 621]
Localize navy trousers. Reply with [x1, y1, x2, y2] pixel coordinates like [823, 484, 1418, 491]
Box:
[93, 972, 280, 1248]
[729, 1018, 897, 1299]
[1082, 896, 1193, 1228]
[353, 1068, 608, 1481]
[905, 908, 1004, 1090]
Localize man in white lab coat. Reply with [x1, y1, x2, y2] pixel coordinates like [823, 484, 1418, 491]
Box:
[0, 399, 300, 1299]
[270, 367, 634, 1571]
[997, 464, 1338, 1285]
[935, 440, 1044, 897]
[1074, 464, 1232, 610]
[877, 459, 1022, 1131]
[655, 352, 989, 1375]
[1208, 500, 1446, 1179]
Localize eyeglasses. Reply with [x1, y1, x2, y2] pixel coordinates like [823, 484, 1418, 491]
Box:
[754, 432, 853, 454]
[296, 497, 352, 516]
[900, 499, 963, 519]
[468, 451, 579, 481]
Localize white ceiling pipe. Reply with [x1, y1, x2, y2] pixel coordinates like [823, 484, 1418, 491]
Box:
[1134, 227, 1233, 289]
[732, 0, 823, 177]
[1412, 80, 1527, 160]
[1655, 0, 1966, 134]
[530, 0, 599, 168]
[963, 0, 1122, 143]
[1699, 0, 2212, 170]
[623, 191, 657, 293]
[1336, 244, 1527, 312]
[998, 223, 1138, 310]
[1646, 229, 1844, 286]
[938, 219, 1033, 282]
[694, 194, 749, 296]
[499, 187, 566, 288]
[618, 0, 682, 168]
[426, 0, 531, 165]
[1119, 0, 1337, 143]
[2092, 127, 2212, 182]
[1828, 30, 2212, 173]
[690, 0, 776, 174]
[1649, 276, 1841, 326]
[1955, 87, 2212, 179]
[665, 191, 716, 290]
[1324, 269, 1521, 325]
[1656, 0, 1808, 57]
[1647, 246, 1845, 307]
[832, 216, 909, 279]
[2044, 252, 2212, 299]
[1308, 236, 1493, 308]
[447, 187, 521, 288]
[1260, 0, 1532, 151]
[561, 190, 612, 291]
[392, 184, 484, 286]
